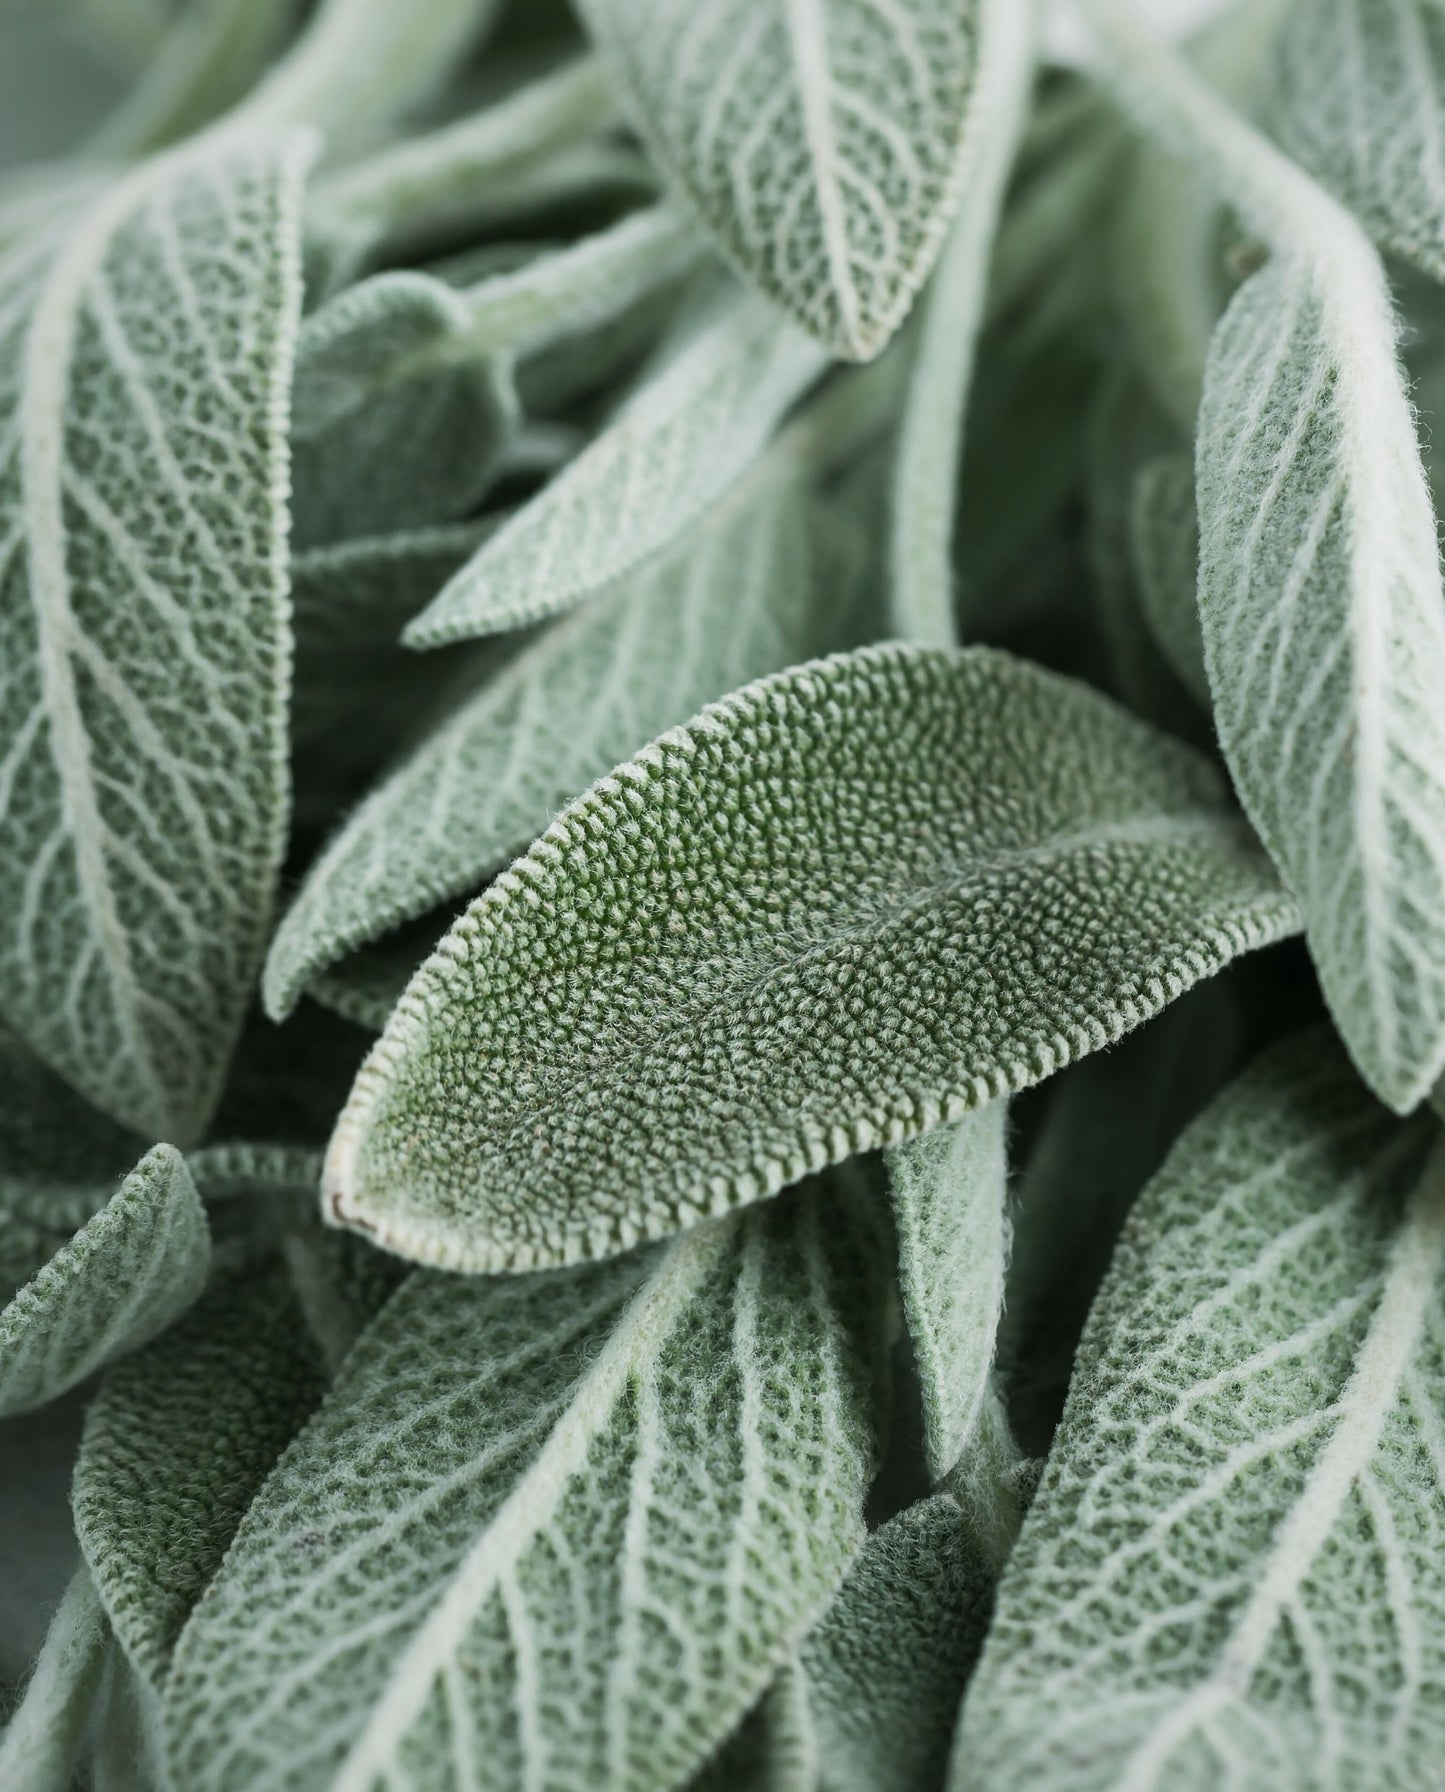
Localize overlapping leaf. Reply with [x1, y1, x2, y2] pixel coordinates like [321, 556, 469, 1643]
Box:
[955, 1033, 1445, 1788]
[1129, 450, 1206, 703]
[73, 1256, 327, 1693]
[405, 285, 829, 644]
[1277, 0, 1445, 284]
[0, 1569, 109, 1792]
[0, 1144, 207, 1418]
[265, 440, 872, 1020]
[164, 1177, 887, 1792]
[324, 643, 1297, 1273]
[575, 0, 987, 359]
[0, 134, 310, 1142]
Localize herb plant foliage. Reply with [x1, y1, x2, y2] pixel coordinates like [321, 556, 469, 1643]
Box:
[3, 2, 1445, 1788]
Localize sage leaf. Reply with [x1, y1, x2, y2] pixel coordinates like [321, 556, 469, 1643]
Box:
[404, 285, 829, 645]
[702, 1493, 994, 1792]
[953, 1033, 1445, 1789]
[1088, 0, 1445, 1112]
[164, 1178, 887, 1792]
[73, 1256, 327, 1693]
[0, 134, 310, 1142]
[1128, 450, 1206, 703]
[0, 1569, 109, 1792]
[88, 1643, 169, 1792]
[885, 1105, 1009, 1482]
[0, 1144, 207, 1418]
[325, 643, 1298, 1274]
[265, 442, 872, 1020]
[1278, 0, 1445, 285]
[575, 0, 989, 360]
[289, 273, 518, 547]
[890, 0, 1035, 647]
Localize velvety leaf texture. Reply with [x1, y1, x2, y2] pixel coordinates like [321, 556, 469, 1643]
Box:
[404, 286, 828, 645]
[885, 1106, 1009, 1481]
[574, 0, 986, 360]
[72, 1255, 327, 1693]
[1129, 449, 1206, 705]
[163, 1178, 886, 1792]
[265, 443, 871, 1020]
[954, 1034, 1445, 1789]
[324, 643, 1298, 1273]
[0, 133, 310, 1142]
[1277, 0, 1445, 284]
[0, 1144, 208, 1418]
[0, 1568, 109, 1792]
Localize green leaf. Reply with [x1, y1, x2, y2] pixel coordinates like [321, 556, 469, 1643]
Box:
[1128, 450, 1207, 704]
[289, 273, 518, 547]
[88, 1642, 169, 1792]
[163, 1177, 887, 1792]
[574, 0, 990, 360]
[889, 0, 1035, 647]
[0, 1569, 109, 1792]
[324, 643, 1298, 1273]
[700, 1493, 994, 1792]
[0, 1145, 208, 1418]
[265, 439, 873, 1020]
[1089, 1, 1445, 1113]
[1278, 0, 1445, 284]
[886, 1106, 1009, 1482]
[72, 1255, 327, 1693]
[403, 285, 829, 645]
[0, 134, 311, 1142]
[953, 1032, 1445, 1788]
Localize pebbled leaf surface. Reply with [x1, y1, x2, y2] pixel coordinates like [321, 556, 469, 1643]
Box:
[0, 135, 310, 1142]
[325, 643, 1298, 1272]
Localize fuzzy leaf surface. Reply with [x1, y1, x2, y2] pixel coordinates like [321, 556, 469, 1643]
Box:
[1197, 249, 1445, 1111]
[1129, 450, 1206, 704]
[574, 0, 985, 358]
[954, 1034, 1445, 1788]
[1278, 0, 1445, 283]
[886, 1106, 1008, 1481]
[0, 1569, 109, 1792]
[164, 1180, 885, 1792]
[266, 455, 869, 1019]
[325, 643, 1298, 1273]
[73, 1256, 327, 1694]
[403, 286, 828, 644]
[0, 1145, 207, 1418]
[0, 136, 309, 1141]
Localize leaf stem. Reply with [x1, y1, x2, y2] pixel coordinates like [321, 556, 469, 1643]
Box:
[310, 57, 619, 262]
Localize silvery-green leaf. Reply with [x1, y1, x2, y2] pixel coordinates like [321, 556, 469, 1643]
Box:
[164, 1178, 887, 1792]
[290, 275, 517, 547]
[575, 0, 987, 359]
[279, 1225, 406, 1374]
[699, 1493, 993, 1792]
[1090, 0, 1445, 1114]
[88, 1643, 169, 1792]
[265, 448, 871, 1020]
[0, 135, 310, 1142]
[86, 0, 294, 158]
[404, 284, 829, 645]
[325, 643, 1298, 1273]
[885, 1106, 1008, 1482]
[305, 927, 433, 1035]
[942, 1382, 1034, 1573]
[0, 1569, 108, 1792]
[954, 1032, 1445, 1789]
[1278, 0, 1445, 284]
[1001, 978, 1241, 1453]
[185, 1143, 323, 1202]
[73, 1255, 327, 1694]
[224, 0, 502, 154]
[0, 1145, 207, 1418]
[889, 0, 1035, 647]
[308, 57, 618, 273]
[1129, 450, 1207, 703]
